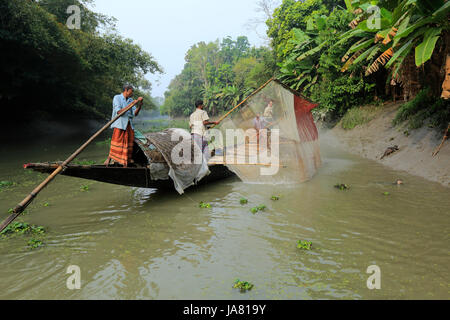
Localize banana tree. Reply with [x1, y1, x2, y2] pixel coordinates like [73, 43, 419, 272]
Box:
[278, 14, 333, 91]
[340, 0, 450, 82]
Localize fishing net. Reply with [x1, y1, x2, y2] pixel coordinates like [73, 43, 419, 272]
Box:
[136, 129, 210, 194]
[209, 79, 321, 184]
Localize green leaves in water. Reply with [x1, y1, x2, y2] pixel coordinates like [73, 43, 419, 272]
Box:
[199, 202, 212, 209]
[271, 196, 280, 201]
[0, 181, 16, 193]
[0, 181, 15, 188]
[43, 202, 50, 207]
[297, 240, 313, 251]
[233, 279, 254, 292]
[383, 192, 390, 196]
[335, 184, 350, 190]
[80, 184, 90, 192]
[1, 222, 46, 236]
[240, 198, 248, 205]
[251, 205, 267, 214]
[27, 239, 43, 249]
[1, 222, 47, 250]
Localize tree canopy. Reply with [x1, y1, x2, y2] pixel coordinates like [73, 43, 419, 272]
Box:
[162, 36, 276, 117]
[0, 0, 162, 122]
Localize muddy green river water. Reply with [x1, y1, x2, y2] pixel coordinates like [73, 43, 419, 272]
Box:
[0, 126, 448, 300]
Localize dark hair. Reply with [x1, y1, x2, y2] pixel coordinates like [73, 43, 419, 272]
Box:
[123, 84, 134, 92]
[195, 100, 204, 108]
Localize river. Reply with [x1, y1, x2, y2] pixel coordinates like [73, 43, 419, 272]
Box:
[0, 122, 448, 300]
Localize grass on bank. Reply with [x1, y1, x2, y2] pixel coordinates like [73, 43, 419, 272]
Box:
[340, 105, 381, 130]
[392, 88, 450, 130]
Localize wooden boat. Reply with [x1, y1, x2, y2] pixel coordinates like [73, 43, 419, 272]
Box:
[23, 132, 235, 192]
[24, 162, 235, 191]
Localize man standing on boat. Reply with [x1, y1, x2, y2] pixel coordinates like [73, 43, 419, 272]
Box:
[189, 100, 219, 162]
[104, 85, 143, 167]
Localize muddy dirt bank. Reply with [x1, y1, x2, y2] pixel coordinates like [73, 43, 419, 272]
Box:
[321, 103, 449, 187]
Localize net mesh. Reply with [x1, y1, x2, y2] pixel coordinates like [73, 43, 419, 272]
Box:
[209, 79, 321, 184]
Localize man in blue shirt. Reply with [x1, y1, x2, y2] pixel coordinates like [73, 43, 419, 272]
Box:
[104, 85, 143, 167]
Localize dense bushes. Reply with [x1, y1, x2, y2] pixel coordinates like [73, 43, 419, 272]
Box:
[0, 0, 162, 122]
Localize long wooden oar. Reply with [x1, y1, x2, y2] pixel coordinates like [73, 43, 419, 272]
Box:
[0, 99, 141, 233]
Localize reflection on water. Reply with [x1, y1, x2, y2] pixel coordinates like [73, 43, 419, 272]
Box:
[0, 129, 449, 300]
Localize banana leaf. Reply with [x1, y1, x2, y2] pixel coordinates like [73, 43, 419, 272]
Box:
[415, 28, 442, 67]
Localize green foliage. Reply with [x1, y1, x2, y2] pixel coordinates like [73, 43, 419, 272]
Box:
[251, 205, 267, 214]
[27, 238, 44, 250]
[80, 184, 90, 192]
[341, 105, 380, 129]
[335, 184, 350, 190]
[271, 196, 280, 201]
[0, 0, 162, 122]
[272, 0, 448, 120]
[1, 221, 47, 250]
[1, 222, 46, 237]
[163, 37, 276, 117]
[240, 198, 249, 205]
[233, 279, 254, 292]
[297, 240, 313, 250]
[383, 192, 391, 196]
[0, 181, 15, 189]
[276, 3, 376, 117]
[199, 202, 212, 209]
[337, 0, 449, 79]
[311, 77, 375, 116]
[393, 88, 450, 129]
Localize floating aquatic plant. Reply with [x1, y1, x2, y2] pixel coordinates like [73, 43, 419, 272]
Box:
[1, 222, 46, 237]
[0, 181, 15, 188]
[251, 205, 267, 214]
[233, 279, 254, 292]
[199, 202, 212, 209]
[43, 202, 50, 207]
[80, 185, 90, 192]
[297, 240, 313, 251]
[240, 198, 248, 205]
[335, 184, 350, 190]
[27, 238, 43, 250]
[383, 192, 390, 196]
[271, 196, 280, 201]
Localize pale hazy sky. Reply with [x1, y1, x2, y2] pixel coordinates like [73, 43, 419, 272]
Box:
[92, 0, 273, 98]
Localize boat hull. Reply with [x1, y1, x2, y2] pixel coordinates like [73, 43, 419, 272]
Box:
[24, 163, 235, 190]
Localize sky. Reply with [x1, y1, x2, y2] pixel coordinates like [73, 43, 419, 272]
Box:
[92, 0, 275, 98]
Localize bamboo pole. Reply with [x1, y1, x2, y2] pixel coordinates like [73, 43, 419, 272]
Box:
[210, 77, 275, 129]
[0, 99, 141, 233]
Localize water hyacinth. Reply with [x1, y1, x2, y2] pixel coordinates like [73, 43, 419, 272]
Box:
[199, 202, 212, 209]
[233, 279, 254, 292]
[297, 240, 313, 251]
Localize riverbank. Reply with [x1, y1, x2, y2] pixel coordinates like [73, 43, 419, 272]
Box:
[321, 102, 450, 187]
